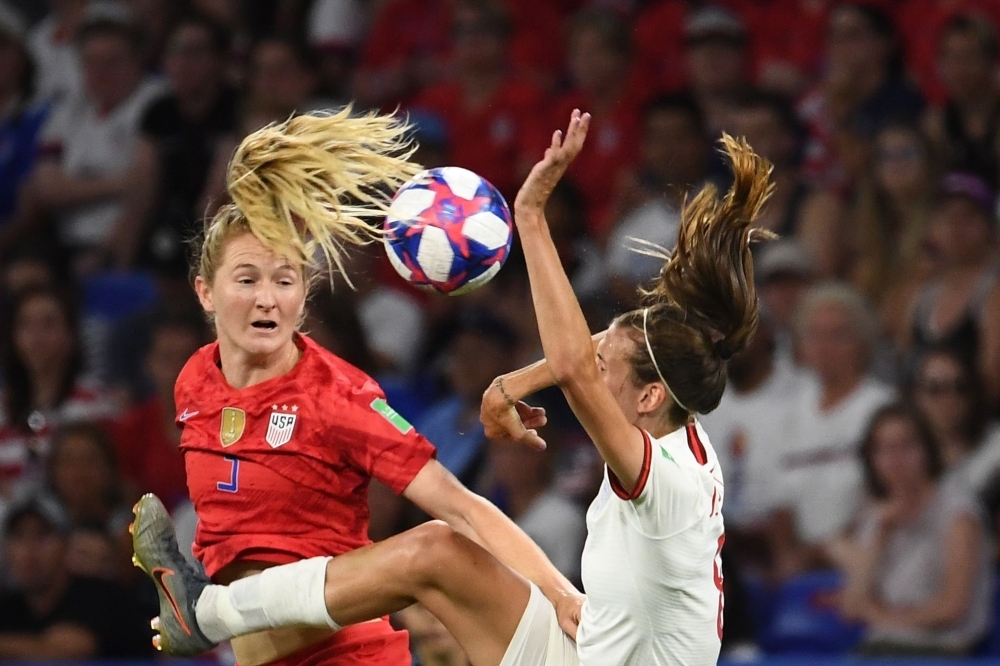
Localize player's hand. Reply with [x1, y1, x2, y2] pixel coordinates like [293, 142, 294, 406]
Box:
[553, 590, 586, 641]
[514, 109, 591, 218]
[481, 381, 548, 451]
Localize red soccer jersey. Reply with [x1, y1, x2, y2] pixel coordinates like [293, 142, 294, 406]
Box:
[175, 334, 436, 663]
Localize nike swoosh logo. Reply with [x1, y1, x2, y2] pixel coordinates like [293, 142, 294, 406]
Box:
[179, 409, 200, 422]
[152, 567, 193, 636]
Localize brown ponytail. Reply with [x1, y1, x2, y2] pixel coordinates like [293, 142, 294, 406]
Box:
[616, 134, 774, 416]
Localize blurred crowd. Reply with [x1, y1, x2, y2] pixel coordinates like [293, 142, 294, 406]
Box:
[1, 0, 1000, 663]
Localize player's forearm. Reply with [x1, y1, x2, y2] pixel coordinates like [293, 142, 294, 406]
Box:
[495, 331, 607, 401]
[514, 212, 598, 385]
[461, 493, 579, 602]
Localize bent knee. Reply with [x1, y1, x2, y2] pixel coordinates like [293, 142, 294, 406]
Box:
[400, 520, 468, 586]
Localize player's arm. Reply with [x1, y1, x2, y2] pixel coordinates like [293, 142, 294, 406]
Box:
[480, 331, 606, 450]
[512, 110, 647, 493]
[0, 625, 97, 659]
[403, 459, 584, 637]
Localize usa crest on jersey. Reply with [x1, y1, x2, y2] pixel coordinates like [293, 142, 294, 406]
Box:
[266, 405, 298, 448]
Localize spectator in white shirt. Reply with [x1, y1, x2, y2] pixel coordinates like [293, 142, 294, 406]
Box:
[27, 0, 86, 105]
[701, 314, 806, 567]
[768, 282, 895, 580]
[27, 3, 163, 274]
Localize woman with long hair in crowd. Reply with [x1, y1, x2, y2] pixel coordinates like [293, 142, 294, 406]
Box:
[131, 110, 773, 666]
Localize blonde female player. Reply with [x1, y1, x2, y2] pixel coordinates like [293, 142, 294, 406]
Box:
[132, 110, 774, 666]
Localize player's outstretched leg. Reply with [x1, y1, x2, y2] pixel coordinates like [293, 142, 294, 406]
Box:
[130, 494, 216, 656]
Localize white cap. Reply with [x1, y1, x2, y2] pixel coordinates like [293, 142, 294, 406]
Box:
[307, 0, 367, 50]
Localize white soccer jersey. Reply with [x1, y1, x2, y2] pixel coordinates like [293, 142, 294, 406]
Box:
[576, 420, 725, 666]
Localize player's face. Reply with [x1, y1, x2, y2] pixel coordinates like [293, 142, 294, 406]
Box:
[597, 325, 646, 424]
[196, 232, 306, 360]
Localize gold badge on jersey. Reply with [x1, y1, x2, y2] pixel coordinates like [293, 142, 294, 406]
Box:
[220, 407, 246, 447]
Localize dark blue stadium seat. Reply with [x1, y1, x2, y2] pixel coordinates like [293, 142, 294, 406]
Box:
[978, 576, 1000, 656]
[759, 570, 863, 656]
[82, 271, 159, 321]
[742, 573, 776, 644]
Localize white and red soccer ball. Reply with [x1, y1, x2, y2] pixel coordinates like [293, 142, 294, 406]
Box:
[383, 167, 513, 295]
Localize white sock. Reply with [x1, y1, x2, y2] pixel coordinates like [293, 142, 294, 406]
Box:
[195, 556, 340, 643]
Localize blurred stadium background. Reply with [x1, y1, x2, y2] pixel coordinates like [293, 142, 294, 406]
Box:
[3, 0, 1000, 664]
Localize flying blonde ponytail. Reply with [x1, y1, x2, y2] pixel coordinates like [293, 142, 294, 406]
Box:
[198, 107, 421, 285]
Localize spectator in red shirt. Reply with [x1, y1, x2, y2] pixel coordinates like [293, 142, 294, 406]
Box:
[111, 311, 207, 510]
[353, 0, 452, 109]
[895, 0, 1000, 104]
[923, 14, 1000, 188]
[411, 1, 545, 201]
[556, 7, 641, 239]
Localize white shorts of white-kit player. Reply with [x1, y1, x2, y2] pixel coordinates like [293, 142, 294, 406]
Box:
[499, 583, 579, 666]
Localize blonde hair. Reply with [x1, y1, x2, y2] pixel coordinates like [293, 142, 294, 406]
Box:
[617, 134, 774, 416]
[198, 107, 421, 286]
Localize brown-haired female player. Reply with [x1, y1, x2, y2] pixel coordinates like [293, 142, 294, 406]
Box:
[133, 110, 774, 665]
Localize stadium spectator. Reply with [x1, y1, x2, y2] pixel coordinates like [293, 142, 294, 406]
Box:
[838, 404, 993, 657]
[923, 14, 1000, 187]
[799, 3, 924, 190]
[482, 431, 586, 584]
[0, 6, 48, 236]
[396, 603, 470, 666]
[417, 311, 518, 488]
[134, 14, 238, 283]
[0, 286, 117, 499]
[755, 239, 816, 363]
[242, 37, 323, 131]
[45, 423, 130, 532]
[411, 0, 544, 200]
[896, 173, 1000, 407]
[109, 312, 206, 510]
[683, 5, 753, 137]
[912, 345, 1000, 496]
[631, 0, 687, 95]
[27, 3, 164, 273]
[727, 91, 847, 278]
[554, 7, 641, 238]
[352, 0, 451, 109]
[603, 94, 710, 308]
[64, 524, 118, 580]
[700, 315, 806, 566]
[896, 0, 1000, 104]
[768, 283, 895, 580]
[26, 0, 85, 104]
[200, 37, 323, 217]
[0, 245, 58, 297]
[0, 493, 152, 658]
[849, 123, 937, 304]
[306, 0, 367, 104]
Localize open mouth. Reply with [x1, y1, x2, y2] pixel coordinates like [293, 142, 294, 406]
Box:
[251, 320, 278, 331]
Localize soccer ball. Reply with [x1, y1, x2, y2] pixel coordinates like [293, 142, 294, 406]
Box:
[383, 167, 513, 295]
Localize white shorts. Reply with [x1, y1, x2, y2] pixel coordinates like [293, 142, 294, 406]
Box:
[499, 583, 580, 666]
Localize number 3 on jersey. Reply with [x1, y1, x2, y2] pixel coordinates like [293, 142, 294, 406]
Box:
[217, 455, 239, 493]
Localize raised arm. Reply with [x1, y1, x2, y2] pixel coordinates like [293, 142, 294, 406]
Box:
[511, 110, 648, 493]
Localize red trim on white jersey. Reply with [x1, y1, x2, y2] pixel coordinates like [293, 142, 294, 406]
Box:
[609, 427, 653, 500]
[686, 422, 708, 465]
